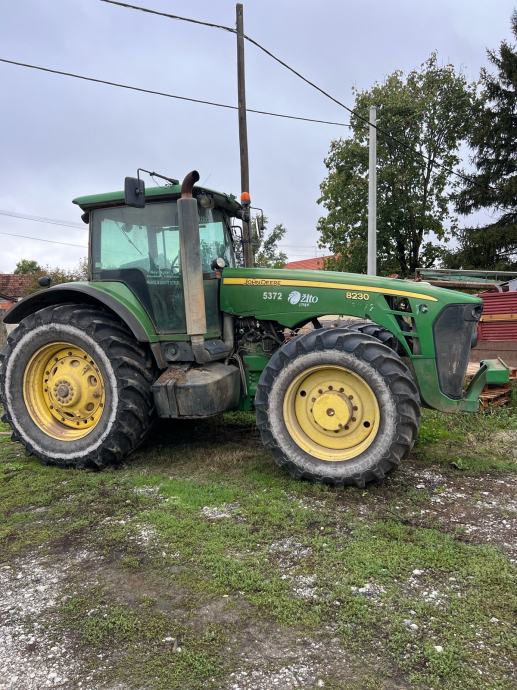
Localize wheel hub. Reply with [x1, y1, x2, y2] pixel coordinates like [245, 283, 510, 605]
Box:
[23, 342, 106, 440]
[282, 364, 380, 462]
[312, 391, 352, 431]
[53, 378, 78, 406]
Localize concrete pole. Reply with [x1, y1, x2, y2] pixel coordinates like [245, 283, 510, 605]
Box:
[367, 105, 377, 275]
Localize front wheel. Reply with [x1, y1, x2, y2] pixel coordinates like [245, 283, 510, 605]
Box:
[0, 304, 155, 469]
[255, 328, 420, 487]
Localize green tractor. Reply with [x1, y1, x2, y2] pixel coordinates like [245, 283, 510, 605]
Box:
[0, 171, 509, 486]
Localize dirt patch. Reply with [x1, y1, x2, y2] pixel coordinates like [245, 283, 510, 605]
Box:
[201, 503, 240, 520]
[225, 621, 407, 690]
[0, 552, 120, 690]
[398, 466, 517, 562]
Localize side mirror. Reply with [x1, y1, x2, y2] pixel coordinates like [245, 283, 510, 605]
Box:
[38, 276, 51, 288]
[124, 177, 146, 208]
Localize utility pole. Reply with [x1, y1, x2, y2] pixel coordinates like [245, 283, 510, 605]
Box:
[367, 105, 377, 276]
[236, 2, 253, 267]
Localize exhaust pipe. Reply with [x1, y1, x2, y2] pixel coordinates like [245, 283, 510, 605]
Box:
[181, 170, 199, 198]
[177, 170, 209, 363]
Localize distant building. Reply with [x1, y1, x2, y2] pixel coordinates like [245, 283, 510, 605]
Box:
[284, 256, 336, 270]
[0, 274, 33, 311]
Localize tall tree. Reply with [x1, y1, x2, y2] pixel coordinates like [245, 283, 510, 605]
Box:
[318, 54, 476, 276]
[449, 13, 517, 270]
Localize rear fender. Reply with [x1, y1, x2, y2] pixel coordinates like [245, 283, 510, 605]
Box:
[2, 282, 162, 363]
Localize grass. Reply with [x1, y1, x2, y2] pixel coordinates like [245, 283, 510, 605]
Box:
[415, 388, 517, 473]
[0, 399, 516, 689]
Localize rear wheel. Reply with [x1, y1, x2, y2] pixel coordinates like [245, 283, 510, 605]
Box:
[0, 304, 155, 469]
[255, 328, 420, 487]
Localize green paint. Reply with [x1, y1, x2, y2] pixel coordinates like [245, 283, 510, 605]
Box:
[17, 185, 504, 416]
[78, 281, 160, 342]
[73, 184, 241, 216]
[240, 352, 270, 410]
[220, 267, 488, 413]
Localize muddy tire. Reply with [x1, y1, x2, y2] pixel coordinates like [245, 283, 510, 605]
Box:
[329, 318, 401, 353]
[255, 328, 420, 487]
[0, 304, 154, 469]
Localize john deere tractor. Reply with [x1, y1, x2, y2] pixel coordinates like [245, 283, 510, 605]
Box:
[0, 171, 509, 486]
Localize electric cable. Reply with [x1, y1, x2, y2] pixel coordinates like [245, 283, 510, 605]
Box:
[0, 231, 86, 248]
[0, 58, 349, 128]
[0, 209, 85, 230]
[97, 0, 495, 193]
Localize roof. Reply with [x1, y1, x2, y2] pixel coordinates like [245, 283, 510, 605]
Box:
[0, 274, 33, 299]
[284, 256, 336, 270]
[73, 183, 242, 215]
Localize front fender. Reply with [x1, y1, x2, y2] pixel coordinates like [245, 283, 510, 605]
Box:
[3, 282, 157, 343]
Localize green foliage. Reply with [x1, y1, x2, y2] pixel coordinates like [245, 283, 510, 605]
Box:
[25, 258, 88, 293]
[317, 54, 476, 276]
[447, 13, 517, 270]
[13, 259, 42, 274]
[248, 214, 288, 268]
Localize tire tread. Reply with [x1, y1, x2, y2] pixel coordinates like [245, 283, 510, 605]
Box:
[255, 327, 420, 487]
[0, 304, 155, 469]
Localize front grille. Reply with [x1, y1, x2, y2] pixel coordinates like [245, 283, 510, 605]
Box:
[433, 304, 482, 399]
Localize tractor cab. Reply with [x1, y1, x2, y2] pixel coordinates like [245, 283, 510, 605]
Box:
[73, 174, 241, 339]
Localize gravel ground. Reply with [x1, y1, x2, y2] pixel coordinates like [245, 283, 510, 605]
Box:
[1, 462, 515, 689]
[0, 553, 125, 690]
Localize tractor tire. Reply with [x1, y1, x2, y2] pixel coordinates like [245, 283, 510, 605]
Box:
[0, 304, 154, 469]
[255, 328, 420, 487]
[329, 318, 401, 353]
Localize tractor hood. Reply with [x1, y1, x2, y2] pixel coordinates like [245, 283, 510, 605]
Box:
[220, 266, 485, 411]
[220, 266, 480, 324]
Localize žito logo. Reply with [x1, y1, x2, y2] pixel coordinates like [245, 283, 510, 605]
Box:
[288, 290, 301, 305]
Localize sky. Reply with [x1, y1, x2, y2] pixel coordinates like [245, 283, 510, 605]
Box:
[0, 0, 515, 273]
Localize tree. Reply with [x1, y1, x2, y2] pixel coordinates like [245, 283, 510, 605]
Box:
[254, 217, 288, 268]
[317, 54, 476, 276]
[447, 13, 517, 270]
[23, 259, 88, 294]
[14, 259, 42, 274]
[234, 215, 288, 268]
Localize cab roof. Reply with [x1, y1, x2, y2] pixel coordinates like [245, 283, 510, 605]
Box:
[73, 183, 241, 215]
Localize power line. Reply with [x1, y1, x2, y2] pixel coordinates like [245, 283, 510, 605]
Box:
[99, 0, 235, 34]
[0, 208, 322, 251]
[241, 35, 491, 191]
[0, 58, 350, 129]
[97, 0, 494, 194]
[0, 231, 86, 248]
[0, 209, 85, 230]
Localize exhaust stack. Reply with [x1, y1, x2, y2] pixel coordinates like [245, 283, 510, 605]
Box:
[177, 170, 209, 362]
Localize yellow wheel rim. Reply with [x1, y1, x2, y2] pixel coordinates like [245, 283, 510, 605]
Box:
[283, 365, 380, 461]
[23, 342, 106, 441]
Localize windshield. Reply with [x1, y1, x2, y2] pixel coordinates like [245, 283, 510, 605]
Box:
[90, 201, 234, 334]
[91, 202, 234, 275]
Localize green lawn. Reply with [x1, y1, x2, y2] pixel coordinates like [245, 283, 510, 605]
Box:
[0, 400, 516, 689]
